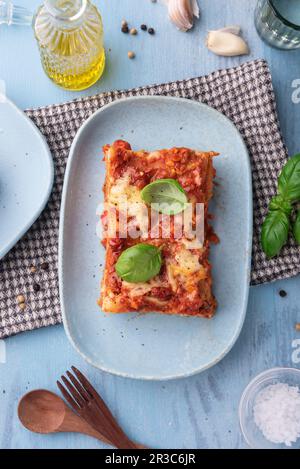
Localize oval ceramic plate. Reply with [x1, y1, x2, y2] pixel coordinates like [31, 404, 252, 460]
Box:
[0, 97, 54, 259]
[59, 96, 252, 380]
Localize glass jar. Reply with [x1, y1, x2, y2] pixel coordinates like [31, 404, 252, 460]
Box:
[33, 0, 105, 90]
[255, 0, 300, 50]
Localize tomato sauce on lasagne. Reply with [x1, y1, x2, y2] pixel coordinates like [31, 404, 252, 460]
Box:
[99, 140, 218, 318]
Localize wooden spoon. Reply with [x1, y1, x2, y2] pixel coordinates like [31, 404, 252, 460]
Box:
[18, 389, 116, 447]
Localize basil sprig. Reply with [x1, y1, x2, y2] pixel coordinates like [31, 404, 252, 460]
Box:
[141, 179, 188, 215]
[261, 153, 300, 258]
[115, 244, 162, 283]
[269, 195, 292, 216]
[278, 153, 300, 202]
[261, 210, 290, 259]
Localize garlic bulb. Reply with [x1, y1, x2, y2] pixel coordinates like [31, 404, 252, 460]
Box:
[206, 26, 249, 57]
[163, 0, 200, 32]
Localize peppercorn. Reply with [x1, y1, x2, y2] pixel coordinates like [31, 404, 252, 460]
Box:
[17, 294, 25, 304]
[41, 262, 49, 271]
[130, 28, 137, 35]
[19, 303, 26, 310]
[128, 51, 135, 59]
[30, 266, 36, 273]
[279, 290, 287, 298]
[148, 27, 155, 35]
[296, 323, 300, 331]
[121, 24, 129, 33]
[33, 283, 41, 293]
[141, 24, 147, 31]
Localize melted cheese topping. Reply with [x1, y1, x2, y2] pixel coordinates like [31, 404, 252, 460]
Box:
[108, 177, 206, 298]
[167, 246, 206, 293]
[109, 175, 141, 208]
[174, 248, 201, 274]
[123, 246, 206, 297]
[123, 278, 162, 297]
[181, 237, 203, 250]
[108, 175, 148, 235]
[166, 263, 177, 292]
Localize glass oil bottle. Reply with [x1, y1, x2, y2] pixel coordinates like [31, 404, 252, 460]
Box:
[33, 0, 105, 90]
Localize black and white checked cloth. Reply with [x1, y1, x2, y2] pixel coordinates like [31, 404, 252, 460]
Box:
[1, 59, 299, 339]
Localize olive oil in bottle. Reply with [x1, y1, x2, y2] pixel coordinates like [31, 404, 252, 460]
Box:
[34, 0, 105, 91]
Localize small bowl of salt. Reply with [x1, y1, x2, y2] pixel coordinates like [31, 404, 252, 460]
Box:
[239, 367, 300, 449]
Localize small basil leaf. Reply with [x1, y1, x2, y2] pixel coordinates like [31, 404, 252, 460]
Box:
[278, 153, 300, 202]
[293, 210, 300, 245]
[269, 195, 292, 216]
[141, 179, 188, 215]
[261, 210, 290, 258]
[115, 244, 162, 283]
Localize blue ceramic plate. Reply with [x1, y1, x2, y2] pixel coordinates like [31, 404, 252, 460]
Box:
[59, 96, 252, 380]
[0, 97, 54, 259]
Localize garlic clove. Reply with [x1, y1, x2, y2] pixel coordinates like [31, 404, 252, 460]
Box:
[163, 0, 200, 32]
[191, 0, 200, 18]
[218, 25, 241, 35]
[206, 29, 249, 57]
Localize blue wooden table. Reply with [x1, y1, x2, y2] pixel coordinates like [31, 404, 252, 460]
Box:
[0, 0, 300, 449]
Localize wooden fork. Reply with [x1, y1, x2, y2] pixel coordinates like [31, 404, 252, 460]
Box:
[57, 366, 144, 449]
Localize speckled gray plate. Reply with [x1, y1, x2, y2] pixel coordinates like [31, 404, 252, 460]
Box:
[59, 96, 252, 380]
[0, 97, 53, 259]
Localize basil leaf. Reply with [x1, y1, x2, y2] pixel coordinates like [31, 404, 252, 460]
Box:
[278, 153, 300, 202]
[115, 244, 162, 283]
[261, 210, 290, 258]
[141, 179, 188, 215]
[293, 210, 300, 245]
[269, 195, 292, 216]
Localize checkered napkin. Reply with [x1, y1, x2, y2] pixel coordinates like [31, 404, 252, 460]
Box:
[1, 59, 299, 339]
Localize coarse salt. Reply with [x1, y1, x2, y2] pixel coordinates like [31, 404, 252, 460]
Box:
[253, 382, 300, 447]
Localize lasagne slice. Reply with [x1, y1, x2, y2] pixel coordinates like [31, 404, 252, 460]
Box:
[99, 140, 218, 318]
